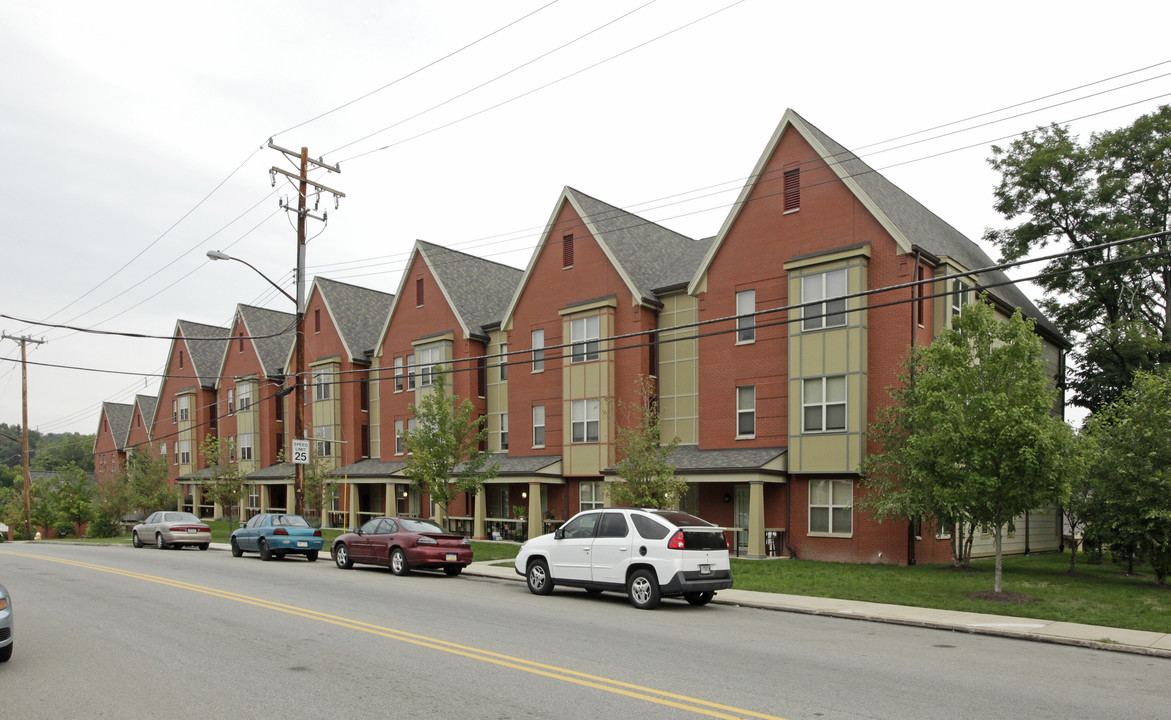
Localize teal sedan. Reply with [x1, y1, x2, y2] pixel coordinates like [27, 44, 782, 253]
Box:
[230, 513, 323, 562]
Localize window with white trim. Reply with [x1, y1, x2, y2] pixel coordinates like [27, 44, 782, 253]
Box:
[498, 344, 508, 382]
[736, 386, 755, 438]
[237, 381, 253, 412]
[950, 277, 972, 319]
[394, 357, 404, 393]
[314, 370, 331, 401]
[570, 316, 600, 363]
[406, 353, 417, 390]
[802, 268, 847, 331]
[571, 399, 600, 443]
[809, 479, 852, 535]
[802, 376, 847, 433]
[179, 440, 191, 465]
[238, 433, 254, 461]
[532, 405, 545, 448]
[500, 413, 509, 450]
[416, 346, 444, 387]
[394, 420, 405, 455]
[315, 425, 332, 457]
[736, 289, 755, 343]
[177, 396, 190, 422]
[531, 329, 545, 372]
[580, 480, 604, 511]
[227, 389, 235, 415]
[159, 442, 167, 462]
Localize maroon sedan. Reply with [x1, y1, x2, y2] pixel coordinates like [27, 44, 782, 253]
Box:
[331, 517, 473, 576]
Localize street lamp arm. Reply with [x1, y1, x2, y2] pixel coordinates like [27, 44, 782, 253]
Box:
[206, 250, 296, 306]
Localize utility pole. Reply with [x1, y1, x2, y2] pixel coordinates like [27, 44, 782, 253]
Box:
[2, 333, 45, 539]
[268, 140, 344, 518]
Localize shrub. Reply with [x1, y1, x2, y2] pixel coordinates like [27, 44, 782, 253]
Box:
[88, 513, 122, 539]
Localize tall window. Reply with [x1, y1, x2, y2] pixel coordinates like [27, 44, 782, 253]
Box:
[179, 440, 191, 465]
[736, 386, 755, 438]
[315, 426, 332, 457]
[532, 405, 545, 448]
[531, 329, 545, 372]
[571, 399, 600, 443]
[394, 420, 405, 455]
[416, 346, 443, 387]
[407, 353, 417, 390]
[783, 167, 800, 212]
[227, 389, 235, 415]
[178, 396, 190, 422]
[803, 376, 847, 432]
[570, 316, 600, 363]
[314, 308, 321, 333]
[314, 370, 331, 401]
[810, 479, 852, 535]
[172, 400, 177, 423]
[237, 382, 253, 412]
[580, 480, 604, 511]
[500, 413, 509, 451]
[394, 357, 404, 393]
[736, 289, 756, 343]
[802, 268, 848, 331]
[238, 433, 254, 461]
[950, 277, 972, 319]
[498, 344, 508, 381]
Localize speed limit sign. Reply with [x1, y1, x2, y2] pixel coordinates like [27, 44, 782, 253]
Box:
[291, 439, 310, 464]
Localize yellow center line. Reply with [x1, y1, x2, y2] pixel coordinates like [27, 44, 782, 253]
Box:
[2, 550, 787, 720]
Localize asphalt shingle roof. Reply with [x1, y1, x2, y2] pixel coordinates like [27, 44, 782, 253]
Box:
[100, 402, 134, 451]
[315, 277, 395, 362]
[418, 241, 522, 334]
[602, 445, 786, 475]
[177, 320, 231, 389]
[134, 395, 157, 436]
[237, 305, 296, 377]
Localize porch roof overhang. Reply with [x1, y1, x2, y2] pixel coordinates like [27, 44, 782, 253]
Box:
[601, 445, 788, 483]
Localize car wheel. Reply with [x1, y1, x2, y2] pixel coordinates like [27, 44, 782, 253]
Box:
[526, 559, 553, 595]
[334, 543, 353, 569]
[132, 531, 142, 548]
[0, 642, 11, 663]
[444, 565, 462, 577]
[684, 591, 714, 606]
[198, 543, 209, 551]
[259, 538, 272, 561]
[156, 533, 169, 550]
[390, 547, 411, 576]
[306, 550, 319, 562]
[230, 538, 243, 557]
[627, 569, 661, 610]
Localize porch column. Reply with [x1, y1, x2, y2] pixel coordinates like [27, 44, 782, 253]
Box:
[286, 482, 295, 513]
[260, 485, 270, 514]
[747, 481, 766, 559]
[347, 484, 358, 528]
[474, 486, 487, 540]
[528, 482, 542, 540]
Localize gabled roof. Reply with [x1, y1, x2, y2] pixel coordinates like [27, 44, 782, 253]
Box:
[176, 320, 231, 389]
[377, 240, 522, 351]
[502, 187, 709, 327]
[232, 304, 296, 379]
[690, 109, 1063, 341]
[98, 401, 134, 452]
[311, 277, 394, 363]
[133, 394, 157, 440]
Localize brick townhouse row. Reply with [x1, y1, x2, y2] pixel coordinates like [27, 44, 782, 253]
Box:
[93, 110, 1069, 564]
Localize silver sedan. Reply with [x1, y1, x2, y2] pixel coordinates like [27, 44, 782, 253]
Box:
[0, 582, 12, 662]
[132, 511, 212, 550]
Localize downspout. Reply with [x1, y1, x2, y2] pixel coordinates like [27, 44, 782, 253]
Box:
[908, 248, 923, 567]
[785, 478, 797, 558]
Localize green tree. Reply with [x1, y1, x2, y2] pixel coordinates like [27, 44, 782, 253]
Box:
[29, 477, 58, 536]
[1082, 369, 1171, 584]
[403, 366, 498, 526]
[984, 106, 1171, 413]
[197, 436, 248, 527]
[124, 447, 174, 514]
[607, 375, 686, 509]
[32, 433, 96, 473]
[302, 451, 336, 528]
[53, 463, 94, 536]
[860, 299, 1074, 592]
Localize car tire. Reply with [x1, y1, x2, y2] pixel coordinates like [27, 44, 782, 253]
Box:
[390, 547, 411, 576]
[198, 543, 209, 551]
[132, 531, 142, 548]
[526, 559, 553, 595]
[156, 533, 169, 550]
[627, 569, 661, 610]
[684, 591, 714, 606]
[334, 543, 353, 569]
[444, 565, 462, 577]
[259, 538, 272, 561]
[0, 642, 11, 663]
[306, 550, 319, 562]
[230, 538, 243, 557]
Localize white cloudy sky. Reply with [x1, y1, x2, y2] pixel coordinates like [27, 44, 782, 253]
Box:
[1, 0, 1167, 436]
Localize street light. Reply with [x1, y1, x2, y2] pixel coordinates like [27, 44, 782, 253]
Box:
[207, 248, 307, 517]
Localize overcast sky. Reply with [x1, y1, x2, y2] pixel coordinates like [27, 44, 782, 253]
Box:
[2, 0, 1167, 437]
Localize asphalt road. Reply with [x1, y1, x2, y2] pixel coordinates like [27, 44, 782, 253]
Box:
[1, 543, 1167, 719]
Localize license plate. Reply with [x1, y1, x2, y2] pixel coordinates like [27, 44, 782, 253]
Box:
[187, 528, 197, 533]
[297, 541, 308, 548]
[699, 564, 712, 575]
[445, 553, 457, 562]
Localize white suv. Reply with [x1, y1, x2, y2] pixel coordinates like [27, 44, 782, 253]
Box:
[514, 508, 733, 609]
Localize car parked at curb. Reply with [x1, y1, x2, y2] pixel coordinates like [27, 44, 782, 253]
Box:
[0, 582, 12, 662]
[132, 511, 212, 550]
[230, 513, 323, 561]
[331, 516, 472, 576]
[515, 508, 733, 609]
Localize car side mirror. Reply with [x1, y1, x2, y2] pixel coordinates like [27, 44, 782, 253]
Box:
[353, 528, 362, 535]
[554, 527, 565, 540]
[238, 522, 246, 529]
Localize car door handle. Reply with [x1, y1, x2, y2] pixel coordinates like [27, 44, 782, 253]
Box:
[618, 547, 628, 551]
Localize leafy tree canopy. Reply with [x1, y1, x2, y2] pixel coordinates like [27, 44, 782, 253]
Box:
[607, 375, 686, 510]
[198, 436, 248, 527]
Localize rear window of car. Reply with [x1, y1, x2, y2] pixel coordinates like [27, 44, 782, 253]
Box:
[166, 513, 200, 523]
[648, 510, 715, 528]
[631, 514, 669, 540]
[398, 518, 445, 533]
[273, 515, 310, 528]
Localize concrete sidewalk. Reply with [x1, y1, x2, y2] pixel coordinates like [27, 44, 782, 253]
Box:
[462, 560, 1171, 659]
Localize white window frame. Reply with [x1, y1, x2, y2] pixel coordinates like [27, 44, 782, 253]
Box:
[394, 420, 405, 455]
[237, 381, 253, 412]
[570, 316, 600, 363]
[736, 289, 756, 344]
[532, 405, 545, 448]
[802, 268, 848, 331]
[227, 389, 235, 415]
[394, 357, 404, 393]
[177, 396, 190, 422]
[238, 433, 254, 461]
[571, 399, 600, 443]
[531, 329, 545, 373]
[179, 440, 191, 465]
[580, 480, 604, 511]
[500, 412, 509, 451]
[407, 353, 417, 390]
[416, 346, 443, 388]
[315, 425, 332, 457]
[736, 386, 755, 439]
[802, 376, 847, 433]
[950, 277, 972, 320]
[809, 479, 853, 536]
[498, 344, 508, 382]
[314, 370, 331, 401]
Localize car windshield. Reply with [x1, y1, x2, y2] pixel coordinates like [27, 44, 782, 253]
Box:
[165, 512, 200, 523]
[648, 510, 716, 528]
[272, 515, 310, 528]
[397, 518, 445, 533]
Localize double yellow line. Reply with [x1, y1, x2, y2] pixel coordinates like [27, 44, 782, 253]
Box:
[3, 550, 786, 719]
